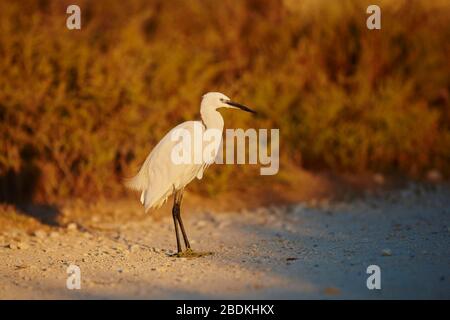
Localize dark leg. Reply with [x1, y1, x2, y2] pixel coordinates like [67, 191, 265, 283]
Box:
[171, 189, 213, 258]
[175, 191, 191, 249]
[172, 195, 182, 253]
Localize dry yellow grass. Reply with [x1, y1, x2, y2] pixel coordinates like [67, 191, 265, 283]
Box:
[0, 0, 449, 202]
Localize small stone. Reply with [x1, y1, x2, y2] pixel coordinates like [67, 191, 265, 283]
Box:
[67, 223, 78, 231]
[323, 287, 341, 296]
[17, 242, 29, 250]
[33, 230, 47, 239]
[196, 220, 207, 228]
[130, 244, 140, 253]
[218, 221, 230, 229]
[373, 173, 385, 185]
[49, 231, 59, 238]
[426, 169, 442, 183]
[15, 264, 29, 270]
[286, 257, 298, 261]
[8, 243, 18, 250]
[381, 249, 392, 256]
[82, 233, 92, 239]
[157, 266, 166, 272]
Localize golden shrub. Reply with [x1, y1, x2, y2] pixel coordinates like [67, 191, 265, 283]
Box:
[0, 0, 449, 202]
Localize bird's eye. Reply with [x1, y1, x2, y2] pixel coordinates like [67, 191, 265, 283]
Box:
[220, 98, 225, 102]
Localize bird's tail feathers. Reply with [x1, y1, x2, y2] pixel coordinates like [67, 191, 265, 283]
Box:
[124, 156, 152, 191]
[124, 174, 146, 191]
[142, 189, 169, 213]
[124, 154, 169, 213]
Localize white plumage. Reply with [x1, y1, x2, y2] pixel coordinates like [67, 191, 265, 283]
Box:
[125, 120, 208, 210]
[125, 92, 256, 212]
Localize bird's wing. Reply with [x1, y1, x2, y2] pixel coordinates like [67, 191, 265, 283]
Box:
[126, 121, 204, 211]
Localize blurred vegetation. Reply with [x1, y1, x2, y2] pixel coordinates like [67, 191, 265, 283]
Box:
[0, 0, 449, 202]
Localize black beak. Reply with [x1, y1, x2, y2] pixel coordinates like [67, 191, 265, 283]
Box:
[226, 100, 257, 114]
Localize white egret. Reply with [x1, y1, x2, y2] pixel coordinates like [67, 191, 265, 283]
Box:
[125, 92, 256, 256]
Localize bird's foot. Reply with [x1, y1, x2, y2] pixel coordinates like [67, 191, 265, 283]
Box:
[172, 248, 213, 258]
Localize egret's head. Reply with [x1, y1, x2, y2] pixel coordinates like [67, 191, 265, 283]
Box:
[201, 92, 256, 114]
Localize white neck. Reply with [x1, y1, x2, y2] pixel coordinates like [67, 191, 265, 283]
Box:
[200, 106, 224, 131]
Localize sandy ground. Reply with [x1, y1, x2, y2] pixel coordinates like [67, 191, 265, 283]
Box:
[0, 184, 449, 299]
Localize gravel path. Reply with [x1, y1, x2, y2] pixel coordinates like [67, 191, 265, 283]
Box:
[1, 185, 449, 299]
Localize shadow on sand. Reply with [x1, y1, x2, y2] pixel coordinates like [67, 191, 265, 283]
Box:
[0, 151, 61, 226]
